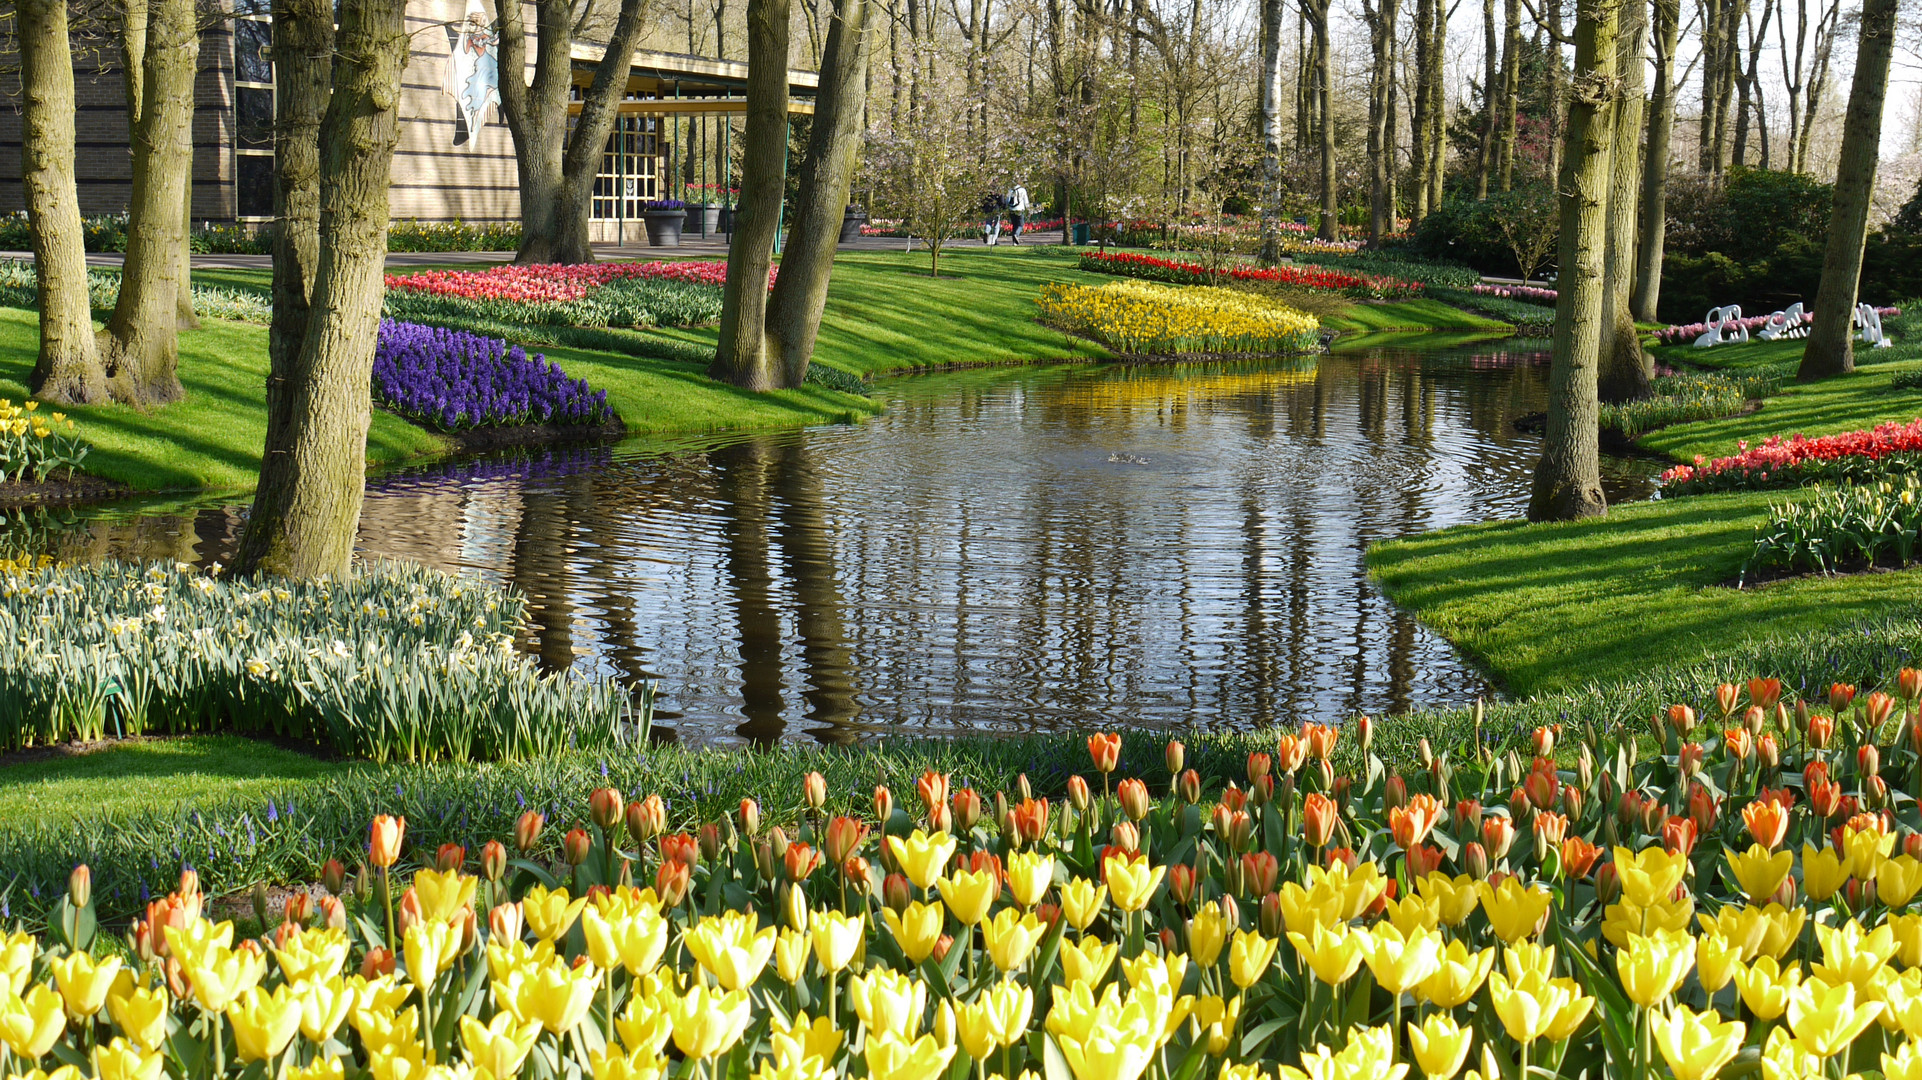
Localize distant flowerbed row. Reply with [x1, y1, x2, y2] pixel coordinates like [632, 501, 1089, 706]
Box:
[1661, 418, 1922, 495]
[380, 260, 771, 332]
[1471, 283, 1556, 306]
[373, 322, 615, 434]
[1078, 250, 1423, 300]
[1039, 279, 1321, 355]
[384, 261, 741, 303]
[1651, 306, 1902, 347]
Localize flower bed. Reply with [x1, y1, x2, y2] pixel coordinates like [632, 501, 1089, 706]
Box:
[0, 260, 272, 324]
[1660, 418, 1922, 495]
[373, 322, 615, 433]
[1746, 474, 1922, 578]
[1039, 279, 1321, 355]
[0, 398, 88, 482]
[381, 261, 770, 331]
[1471, 283, 1557, 305]
[0, 560, 632, 762]
[1599, 366, 1786, 439]
[11, 672, 1922, 1079]
[1078, 250, 1423, 300]
[1651, 306, 1902, 347]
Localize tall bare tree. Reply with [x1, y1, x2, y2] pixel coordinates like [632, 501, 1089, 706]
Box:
[1777, 0, 1839, 173]
[1629, 0, 1677, 320]
[710, 0, 795, 389]
[1598, 0, 1648, 403]
[233, 0, 408, 577]
[1302, 0, 1336, 239]
[1361, 0, 1402, 241]
[1798, 0, 1897, 380]
[1529, 0, 1617, 522]
[1257, 0, 1286, 261]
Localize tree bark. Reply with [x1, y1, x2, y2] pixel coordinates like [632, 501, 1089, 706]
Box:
[1307, 0, 1336, 240]
[265, 0, 332, 439]
[1529, 0, 1616, 523]
[232, 0, 408, 579]
[1598, 0, 1648, 404]
[1629, 0, 1676, 321]
[97, 0, 195, 406]
[1498, 0, 1520, 189]
[1426, 0, 1446, 209]
[1797, 0, 1896, 381]
[766, 0, 871, 385]
[1477, 0, 1496, 197]
[20, 0, 106, 404]
[496, 0, 572, 264]
[177, 163, 200, 330]
[554, 0, 654, 263]
[1411, 0, 1433, 219]
[1363, 0, 1396, 243]
[709, 0, 793, 390]
[1257, 0, 1284, 262]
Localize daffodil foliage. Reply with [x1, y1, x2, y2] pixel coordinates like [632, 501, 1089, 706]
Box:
[12, 673, 1922, 1079]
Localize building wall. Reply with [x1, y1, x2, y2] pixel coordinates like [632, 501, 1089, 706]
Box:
[394, 0, 522, 224]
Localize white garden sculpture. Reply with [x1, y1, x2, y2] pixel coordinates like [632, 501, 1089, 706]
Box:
[1694, 305, 1748, 347]
[1754, 302, 1806, 341]
[1856, 303, 1893, 348]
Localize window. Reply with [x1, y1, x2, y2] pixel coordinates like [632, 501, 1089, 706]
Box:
[590, 115, 661, 221]
[233, 10, 274, 219]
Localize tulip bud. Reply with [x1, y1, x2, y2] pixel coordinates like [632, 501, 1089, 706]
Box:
[1867, 691, 1898, 732]
[1259, 891, 1284, 938]
[179, 867, 201, 898]
[1577, 746, 1595, 791]
[1246, 752, 1272, 783]
[436, 843, 466, 873]
[396, 888, 423, 937]
[1741, 706, 1764, 737]
[1156, 927, 1179, 955]
[514, 810, 545, 853]
[929, 803, 952, 834]
[1249, 774, 1274, 808]
[589, 787, 624, 831]
[1861, 743, 1882, 779]
[1117, 779, 1150, 821]
[68, 865, 91, 910]
[784, 881, 809, 932]
[489, 901, 523, 942]
[1678, 742, 1706, 778]
[1243, 851, 1279, 896]
[1178, 769, 1201, 805]
[931, 934, 955, 963]
[1330, 773, 1351, 808]
[1594, 860, 1621, 905]
[843, 858, 872, 897]
[1165, 740, 1186, 775]
[1453, 798, 1483, 836]
[952, 788, 982, 832]
[252, 881, 271, 929]
[802, 771, 827, 811]
[321, 858, 346, 895]
[994, 791, 1010, 833]
[1532, 725, 1557, 757]
[872, 785, 894, 823]
[1111, 820, 1140, 855]
[785, 842, 823, 883]
[1088, 732, 1122, 774]
[469, 842, 503, 885]
[1867, 774, 1890, 809]
[1017, 774, 1033, 802]
[318, 895, 347, 931]
[1481, 816, 1515, 860]
[1688, 784, 1718, 833]
[1714, 683, 1739, 718]
[1067, 775, 1091, 813]
[1757, 732, 1780, 770]
[1319, 759, 1337, 792]
[825, 816, 868, 866]
[883, 872, 912, 913]
[699, 822, 724, 864]
[129, 920, 156, 964]
[283, 891, 312, 927]
[563, 827, 592, 867]
[1771, 876, 1797, 909]
[361, 947, 396, 979]
[352, 867, 372, 904]
[1902, 668, 1922, 702]
[630, 796, 666, 845]
[1383, 775, 1408, 813]
[1831, 682, 1858, 713]
[1461, 841, 1489, 880]
[1649, 711, 1667, 744]
[736, 798, 761, 838]
[1560, 785, 1585, 821]
[655, 860, 691, 907]
[1167, 863, 1197, 908]
[1663, 815, 1698, 856]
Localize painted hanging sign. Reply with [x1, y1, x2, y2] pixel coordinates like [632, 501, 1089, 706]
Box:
[442, 0, 501, 147]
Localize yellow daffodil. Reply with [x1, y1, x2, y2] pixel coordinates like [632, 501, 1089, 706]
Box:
[1406, 1013, 1473, 1080]
[1652, 1003, 1746, 1080]
[887, 830, 958, 891]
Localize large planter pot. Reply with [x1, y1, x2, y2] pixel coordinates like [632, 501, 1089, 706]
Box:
[839, 206, 869, 244]
[683, 205, 721, 235]
[643, 210, 684, 247]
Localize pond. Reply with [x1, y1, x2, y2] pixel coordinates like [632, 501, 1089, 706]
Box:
[16, 337, 1658, 745]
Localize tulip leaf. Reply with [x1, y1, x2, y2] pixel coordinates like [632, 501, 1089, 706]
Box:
[1560, 925, 1634, 1066]
[509, 858, 560, 891]
[1240, 1017, 1289, 1056]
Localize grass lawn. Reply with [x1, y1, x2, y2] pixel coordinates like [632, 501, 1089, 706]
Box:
[0, 735, 360, 823]
[1370, 306, 1922, 696]
[1320, 298, 1512, 335]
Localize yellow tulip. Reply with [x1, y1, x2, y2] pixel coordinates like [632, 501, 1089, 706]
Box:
[582, 905, 668, 976]
[461, 1012, 543, 1077]
[1787, 978, 1884, 1059]
[1187, 903, 1228, 968]
[270, 926, 351, 983]
[1802, 843, 1851, 901]
[403, 920, 462, 982]
[1760, 1027, 1824, 1080]
[956, 997, 1004, 1060]
[291, 977, 351, 1043]
[1541, 978, 1595, 1041]
[1418, 940, 1495, 1008]
[769, 1010, 842, 1071]
[1060, 878, 1107, 931]
[1320, 861, 1389, 921]
[521, 884, 589, 942]
[887, 830, 958, 891]
[1885, 1040, 1922, 1080]
[1734, 956, 1802, 1020]
[1890, 913, 1922, 968]
[865, 1032, 957, 1080]
[1651, 1003, 1746, 1080]
[1881, 967, 1922, 1038]
[91, 1038, 163, 1080]
[1275, 881, 1343, 936]
[536, 957, 602, 1034]
[1488, 972, 1567, 1044]
[941, 868, 1000, 928]
[683, 911, 776, 992]
[849, 968, 927, 1038]
[227, 984, 302, 1063]
[883, 901, 945, 964]
[1280, 1025, 1405, 1080]
[49, 950, 122, 1019]
[365, 1044, 430, 1080]
[1611, 846, 1687, 908]
[1477, 878, 1552, 944]
[345, 973, 411, 1022]
[664, 983, 752, 1059]
[1884, 855, 1922, 908]
[1287, 922, 1364, 986]
[411, 868, 478, 925]
[177, 938, 265, 1013]
[0, 931, 35, 996]
[1406, 1013, 1473, 1080]
[351, 1005, 420, 1055]
[1006, 852, 1055, 909]
[810, 910, 863, 974]
[1725, 844, 1793, 902]
[590, 1046, 669, 1080]
[615, 986, 673, 1057]
[1359, 923, 1443, 995]
[1382, 894, 1439, 936]
[1696, 932, 1742, 993]
[1618, 929, 1695, 1007]
[1846, 824, 1896, 880]
[1415, 872, 1481, 926]
[1812, 920, 1898, 992]
[1601, 893, 1695, 950]
[1059, 935, 1119, 987]
[982, 908, 1046, 971]
[774, 928, 810, 985]
[1055, 1009, 1158, 1080]
[1226, 928, 1279, 989]
[105, 974, 169, 1052]
[1103, 853, 1166, 913]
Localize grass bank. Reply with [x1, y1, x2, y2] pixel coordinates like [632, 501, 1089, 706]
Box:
[1371, 307, 1922, 696]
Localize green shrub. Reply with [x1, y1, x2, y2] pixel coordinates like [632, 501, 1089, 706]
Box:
[1662, 167, 1834, 261]
[0, 560, 638, 762]
[1312, 251, 1481, 290]
[1745, 475, 1922, 579]
[382, 280, 723, 332]
[804, 363, 871, 395]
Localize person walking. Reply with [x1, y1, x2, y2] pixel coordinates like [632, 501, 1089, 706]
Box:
[980, 190, 1006, 246]
[1005, 181, 1032, 244]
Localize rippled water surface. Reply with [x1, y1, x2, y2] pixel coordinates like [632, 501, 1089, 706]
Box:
[26, 340, 1657, 745]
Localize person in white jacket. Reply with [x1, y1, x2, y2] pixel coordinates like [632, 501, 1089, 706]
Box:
[1005, 183, 1032, 244]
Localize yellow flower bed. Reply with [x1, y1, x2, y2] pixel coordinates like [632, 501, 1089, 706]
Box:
[1038, 280, 1320, 355]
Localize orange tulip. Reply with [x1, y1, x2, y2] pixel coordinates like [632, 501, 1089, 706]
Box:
[1087, 733, 1122, 775]
[369, 816, 405, 869]
[1747, 677, 1782, 711]
[1562, 837, 1603, 878]
[1722, 727, 1751, 760]
[1390, 794, 1441, 850]
[916, 771, 951, 815]
[1302, 723, 1338, 761]
[1275, 735, 1306, 774]
[1743, 799, 1790, 850]
[1663, 816, 1698, 856]
[1303, 794, 1338, 848]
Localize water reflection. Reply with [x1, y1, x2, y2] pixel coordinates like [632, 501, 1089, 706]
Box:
[8, 343, 1658, 746]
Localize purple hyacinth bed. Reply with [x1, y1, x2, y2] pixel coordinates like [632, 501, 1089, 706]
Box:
[373, 320, 615, 433]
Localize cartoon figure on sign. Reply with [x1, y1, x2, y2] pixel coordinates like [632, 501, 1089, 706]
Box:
[442, 0, 500, 147]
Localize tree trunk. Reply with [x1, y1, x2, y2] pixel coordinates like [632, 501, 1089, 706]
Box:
[1257, 0, 1285, 261]
[1630, 0, 1676, 321]
[1364, 0, 1391, 244]
[20, 0, 106, 404]
[498, 0, 575, 263]
[766, 0, 870, 385]
[1797, 0, 1896, 381]
[97, 0, 195, 406]
[1598, 0, 1648, 404]
[554, 0, 653, 263]
[177, 165, 200, 330]
[1426, 1, 1446, 208]
[266, 0, 331, 421]
[1411, 0, 1433, 219]
[1498, 0, 1520, 189]
[1310, 0, 1336, 240]
[710, 0, 793, 390]
[233, 0, 408, 579]
[1477, 0, 1496, 197]
[1529, 0, 1617, 523]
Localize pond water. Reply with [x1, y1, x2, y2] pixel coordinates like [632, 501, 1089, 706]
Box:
[17, 338, 1658, 746]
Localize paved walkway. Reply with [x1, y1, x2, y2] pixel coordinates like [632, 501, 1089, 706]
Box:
[1, 227, 1072, 271]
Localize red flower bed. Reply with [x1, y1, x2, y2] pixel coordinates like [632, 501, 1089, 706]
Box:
[384, 260, 765, 303]
[1077, 250, 1422, 299]
[1660, 418, 1922, 494]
